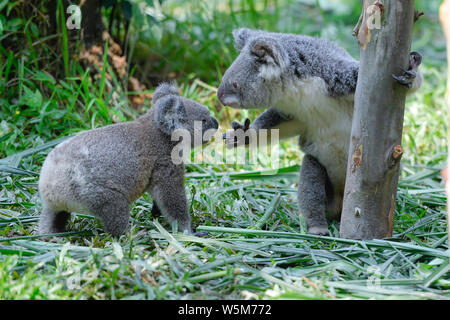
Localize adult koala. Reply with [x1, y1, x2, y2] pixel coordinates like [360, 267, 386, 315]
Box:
[39, 83, 218, 236]
[218, 28, 422, 235]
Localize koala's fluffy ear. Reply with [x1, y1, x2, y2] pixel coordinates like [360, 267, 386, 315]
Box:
[152, 83, 180, 104]
[154, 94, 188, 135]
[233, 28, 252, 51]
[249, 37, 288, 79]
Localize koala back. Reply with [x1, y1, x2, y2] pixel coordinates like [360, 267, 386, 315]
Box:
[39, 120, 164, 213]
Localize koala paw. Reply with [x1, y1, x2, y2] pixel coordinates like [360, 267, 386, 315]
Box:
[392, 71, 416, 89]
[222, 118, 251, 149]
[392, 51, 422, 89]
[308, 226, 330, 236]
[193, 231, 209, 237]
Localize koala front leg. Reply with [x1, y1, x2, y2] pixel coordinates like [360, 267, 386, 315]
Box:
[149, 164, 191, 233]
[298, 155, 330, 236]
[223, 108, 301, 148]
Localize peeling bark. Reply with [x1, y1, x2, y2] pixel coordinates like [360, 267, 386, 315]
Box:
[340, 0, 416, 239]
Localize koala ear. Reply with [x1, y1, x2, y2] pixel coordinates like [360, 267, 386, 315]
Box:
[152, 83, 180, 105]
[233, 28, 252, 51]
[250, 38, 288, 79]
[154, 95, 188, 135]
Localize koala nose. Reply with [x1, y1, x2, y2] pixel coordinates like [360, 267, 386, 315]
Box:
[217, 84, 225, 105]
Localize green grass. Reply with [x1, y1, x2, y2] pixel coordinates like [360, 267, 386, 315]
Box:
[0, 0, 449, 299]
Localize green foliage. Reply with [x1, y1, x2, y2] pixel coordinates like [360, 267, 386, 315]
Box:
[0, 0, 448, 299]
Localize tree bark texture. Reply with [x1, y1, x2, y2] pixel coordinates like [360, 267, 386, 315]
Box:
[439, 0, 450, 241]
[340, 0, 416, 239]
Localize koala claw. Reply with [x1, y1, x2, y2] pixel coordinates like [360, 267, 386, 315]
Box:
[392, 51, 422, 89]
[231, 118, 251, 131]
[403, 69, 417, 78]
[222, 118, 251, 148]
[192, 231, 208, 237]
[308, 226, 330, 236]
[392, 72, 415, 89]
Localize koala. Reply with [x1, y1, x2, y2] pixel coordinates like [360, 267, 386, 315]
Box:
[38, 83, 218, 236]
[218, 28, 422, 236]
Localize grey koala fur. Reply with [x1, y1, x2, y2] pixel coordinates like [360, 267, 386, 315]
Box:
[218, 28, 423, 236]
[38, 83, 218, 236]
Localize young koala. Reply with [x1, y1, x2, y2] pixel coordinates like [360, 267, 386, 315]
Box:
[218, 28, 422, 236]
[38, 83, 218, 236]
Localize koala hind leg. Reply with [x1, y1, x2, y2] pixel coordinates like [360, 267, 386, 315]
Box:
[90, 195, 130, 237]
[298, 155, 330, 236]
[39, 205, 71, 234]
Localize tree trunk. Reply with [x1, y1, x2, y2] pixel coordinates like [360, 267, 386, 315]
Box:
[48, 0, 104, 48]
[340, 0, 416, 239]
[80, 0, 105, 48]
[439, 0, 450, 241]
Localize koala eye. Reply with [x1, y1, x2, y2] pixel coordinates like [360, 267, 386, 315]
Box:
[232, 81, 238, 89]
